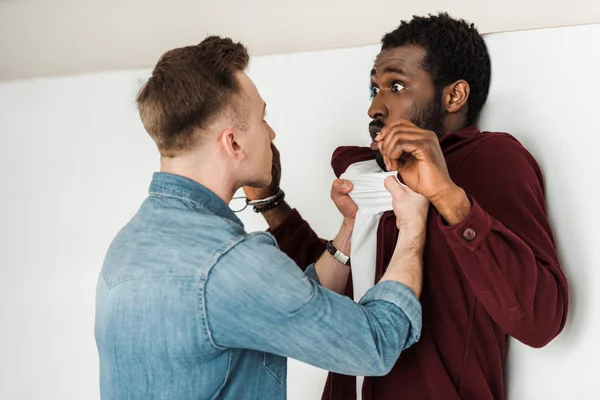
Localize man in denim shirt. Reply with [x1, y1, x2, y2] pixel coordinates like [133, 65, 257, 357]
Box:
[95, 36, 428, 400]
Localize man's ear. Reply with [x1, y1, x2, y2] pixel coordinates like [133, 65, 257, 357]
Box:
[443, 80, 470, 115]
[218, 128, 246, 162]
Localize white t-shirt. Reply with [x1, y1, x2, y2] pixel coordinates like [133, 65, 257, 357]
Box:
[340, 159, 398, 400]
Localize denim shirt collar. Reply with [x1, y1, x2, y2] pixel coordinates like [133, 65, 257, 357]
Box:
[148, 172, 243, 226]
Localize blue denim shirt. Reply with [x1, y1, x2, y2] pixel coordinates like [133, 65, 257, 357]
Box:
[95, 172, 422, 400]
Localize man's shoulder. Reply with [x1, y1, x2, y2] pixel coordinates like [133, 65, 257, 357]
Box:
[455, 130, 544, 188]
[222, 232, 280, 260]
[331, 146, 374, 177]
[477, 130, 521, 145]
[469, 130, 538, 164]
[101, 199, 251, 284]
[465, 127, 537, 150]
[210, 232, 285, 283]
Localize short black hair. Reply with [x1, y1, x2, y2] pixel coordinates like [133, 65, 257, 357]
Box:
[381, 12, 491, 125]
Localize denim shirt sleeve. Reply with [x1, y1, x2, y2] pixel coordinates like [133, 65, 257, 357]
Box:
[303, 264, 320, 284]
[204, 233, 422, 377]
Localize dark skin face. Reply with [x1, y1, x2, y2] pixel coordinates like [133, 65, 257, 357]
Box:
[368, 45, 470, 170]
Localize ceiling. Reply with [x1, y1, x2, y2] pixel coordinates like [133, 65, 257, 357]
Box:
[1, 0, 599, 81]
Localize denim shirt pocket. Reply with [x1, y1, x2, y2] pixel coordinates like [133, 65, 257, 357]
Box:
[263, 353, 286, 383]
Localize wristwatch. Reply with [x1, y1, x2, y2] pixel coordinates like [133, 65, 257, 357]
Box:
[326, 241, 351, 267]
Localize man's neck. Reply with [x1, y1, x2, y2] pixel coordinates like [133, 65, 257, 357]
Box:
[160, 157, 237, 204]
[443, 114, 469, 137]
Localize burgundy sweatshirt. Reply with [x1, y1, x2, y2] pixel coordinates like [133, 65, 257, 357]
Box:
[269, 126, 569, 400]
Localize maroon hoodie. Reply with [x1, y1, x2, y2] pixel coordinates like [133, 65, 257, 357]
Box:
[269, 126, 568, 400]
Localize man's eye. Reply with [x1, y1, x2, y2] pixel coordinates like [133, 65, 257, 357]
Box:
[370, 86, 380, 98]
[392, 82, 405, 93]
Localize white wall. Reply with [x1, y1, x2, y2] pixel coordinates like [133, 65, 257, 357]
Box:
[479, 25, 600, 399]
[0, 24, 598, 400]
[0, 71, 158, 400]
[3, 0, 600, 81]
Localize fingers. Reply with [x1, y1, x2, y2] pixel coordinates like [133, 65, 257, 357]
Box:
[384, 175, 406, 199]
[400, 182, 420, 196]
[331, 179, 353, 196]
[388, 141, 428, 160]
[377, 129, 434, 170]
[384, 176, 429, 225]
[330, 179, 358, 219]
[379, 131, 425, 154]
[385, 175, 427, 200]
[378, 139, 418, 171]
[376, 119, 418, 141]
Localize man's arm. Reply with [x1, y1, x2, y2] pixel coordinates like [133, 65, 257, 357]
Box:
[265, 205, 328, 269]
[433, 135, 568, 347]
[311, 218, 353, 294]
[244, 145, 369, 272]
[259, 201, 294, 231]
[377, 122, 568, 348]
[309, 175, 428, 295]
[243, 142, 330, 269]
[204, 221, 424, 377]
[378, 175, 429, 297]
